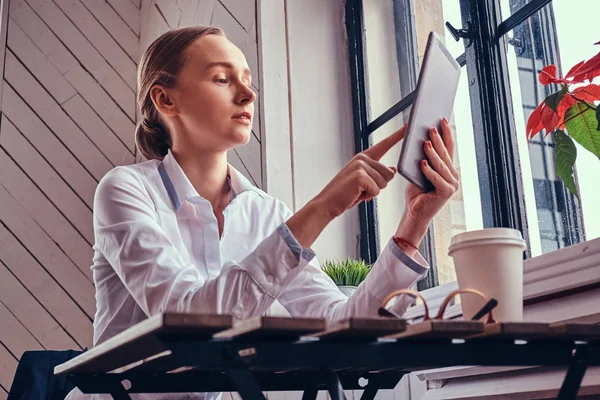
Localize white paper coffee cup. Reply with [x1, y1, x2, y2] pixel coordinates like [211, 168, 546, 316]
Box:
[448, 228, 527, 322]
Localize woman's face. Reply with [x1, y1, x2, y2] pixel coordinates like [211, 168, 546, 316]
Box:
[161, 34, 256, 153]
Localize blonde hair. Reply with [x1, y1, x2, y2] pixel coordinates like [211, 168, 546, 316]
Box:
[135, 26, 225, 160]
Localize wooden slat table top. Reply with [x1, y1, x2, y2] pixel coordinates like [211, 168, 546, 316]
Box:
[386, 320, 485, 340]
[468, 322, 551, 340]
[113, 318, 404, 374]
[54, 313, 600, 380]
[213, 316, 326, 339]
[314, 317, 407, 339]
[54, 313, 232, 375]
[548, 322, 600, 341]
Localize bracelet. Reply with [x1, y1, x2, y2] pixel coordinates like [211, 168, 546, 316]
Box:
[393, 236, 419, 251]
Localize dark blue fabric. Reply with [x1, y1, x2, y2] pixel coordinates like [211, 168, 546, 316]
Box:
[8, 349, 87, 400]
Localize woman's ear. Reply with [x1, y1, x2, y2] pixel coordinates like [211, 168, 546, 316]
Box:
[150, 85, 179, 117]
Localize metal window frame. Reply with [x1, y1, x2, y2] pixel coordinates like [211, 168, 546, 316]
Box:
[346, 0, 380, 264]
[346, 0, 585, 283]
[458, 0, 530, 248]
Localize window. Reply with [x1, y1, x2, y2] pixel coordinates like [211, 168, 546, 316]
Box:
[346, 0, 600, 288]
[501, 0, 599, 256]
[360, 0, 481, 286]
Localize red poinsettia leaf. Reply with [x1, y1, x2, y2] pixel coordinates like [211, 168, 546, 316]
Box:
[566, 74, 589, 84]
[540, 104, 560, 136]
[565, 60, 585, 80]
[585, 68, 600, 82]
[539, 65, 558, 85]
[584, 51, 600, 68]
[526, 102, 545, 140]
[572, 84, 600, 102]
[557, 95, 577, 128]
[568, 71, 590, 84]
[557, 95, 576, 117]
[569, 52, 600, 82]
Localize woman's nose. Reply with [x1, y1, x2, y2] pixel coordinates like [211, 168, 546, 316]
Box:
[236, 85, 256, 105]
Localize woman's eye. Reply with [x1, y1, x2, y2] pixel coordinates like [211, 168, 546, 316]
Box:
[216, 78, 228, 84]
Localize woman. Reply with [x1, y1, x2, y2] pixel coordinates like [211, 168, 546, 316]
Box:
[68, 26, 459, 399]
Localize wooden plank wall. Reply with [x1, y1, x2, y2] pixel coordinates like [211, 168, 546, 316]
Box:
[0, 0, 263, 394]
[0, 0, 139, 393]
[140, 0, 263, 187]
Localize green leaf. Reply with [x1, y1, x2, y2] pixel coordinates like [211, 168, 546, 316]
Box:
[544, 86, 568, 112]
[564, 103, 600, 159]
[554, 130, 579, 199]
[596, 106, 600, 131]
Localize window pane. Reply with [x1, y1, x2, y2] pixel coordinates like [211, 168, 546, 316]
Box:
[501, 0, 599, 256]
[362, 0, 483, 286]
[362, 0, 408, 269]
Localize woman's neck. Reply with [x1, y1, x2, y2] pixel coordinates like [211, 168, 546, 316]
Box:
[171, 148, 230, 210]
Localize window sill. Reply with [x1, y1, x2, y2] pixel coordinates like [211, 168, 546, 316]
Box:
[419, 366, 600, 400]
[408, 237, 600, 397]
[404, 236, 600, 321]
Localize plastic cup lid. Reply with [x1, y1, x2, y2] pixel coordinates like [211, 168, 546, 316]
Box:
[449, 227, 526, 253]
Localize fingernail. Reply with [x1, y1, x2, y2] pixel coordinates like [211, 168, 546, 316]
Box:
[422, 160, 428, 167]
[432, 127, 438, 135]
[426, 141, 433, 149]
[389, 166, 397, 173]
[442, 117, 448, 124]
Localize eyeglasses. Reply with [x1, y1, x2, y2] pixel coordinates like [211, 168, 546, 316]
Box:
[378, 288, 498, 324]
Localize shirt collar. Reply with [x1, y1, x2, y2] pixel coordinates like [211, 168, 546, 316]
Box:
[158, 149, 263, 211]
[228, 162, 263, 199]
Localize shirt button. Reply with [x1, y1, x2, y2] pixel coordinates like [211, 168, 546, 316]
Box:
[233, 307, 243, 319]
[285, 253, 295, 265]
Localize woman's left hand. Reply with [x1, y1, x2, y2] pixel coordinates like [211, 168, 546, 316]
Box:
[395, 117, 460, 249]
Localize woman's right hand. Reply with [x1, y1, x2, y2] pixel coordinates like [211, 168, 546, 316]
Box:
[315, 125, 406, 219]
[287, 125, 406, 248]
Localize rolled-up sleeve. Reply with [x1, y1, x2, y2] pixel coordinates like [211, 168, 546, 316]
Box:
[361, 238, 429, 317]
[94, 168, 314, 320]
[276, 205, 429, 321]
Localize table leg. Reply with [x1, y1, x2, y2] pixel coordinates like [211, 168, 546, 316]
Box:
[557, 346, 590, 400]
[301, 380, 318, 400]
[72, 375, 132, 400]
[109, 387, 133, 400]
[324, 372, 346, 400]
[227, 368, 267, 400]
[359, 382, 380, 400]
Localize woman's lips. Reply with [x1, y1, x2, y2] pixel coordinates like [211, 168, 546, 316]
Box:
[232, 112, 252, 125]
[232, 115, 251, 125]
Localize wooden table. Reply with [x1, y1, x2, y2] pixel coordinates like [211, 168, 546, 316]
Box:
[54, 313, 600, 400]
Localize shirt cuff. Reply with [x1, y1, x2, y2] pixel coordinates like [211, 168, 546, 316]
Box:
[386, 238, 429, 276]
[278, 223, 316, 262]
[241, 223, 315, 294]
[363, 237, 430, 305]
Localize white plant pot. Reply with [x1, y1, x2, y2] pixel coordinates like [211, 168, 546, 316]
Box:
[338, 285, 358, 297]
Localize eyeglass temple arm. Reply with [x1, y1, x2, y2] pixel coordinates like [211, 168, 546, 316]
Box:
[471, 298, 498, 321]
[379, 288, 497, 323]
[379, 289, 431, 320]
[436, 288, 496, 323]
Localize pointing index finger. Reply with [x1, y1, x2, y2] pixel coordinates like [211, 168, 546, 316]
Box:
[362, 124, 407, 161]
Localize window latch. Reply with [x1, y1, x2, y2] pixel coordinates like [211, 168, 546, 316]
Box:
[445, 22, 471, 43]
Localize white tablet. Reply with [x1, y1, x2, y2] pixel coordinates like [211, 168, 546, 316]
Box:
[397, 31, 461, 191]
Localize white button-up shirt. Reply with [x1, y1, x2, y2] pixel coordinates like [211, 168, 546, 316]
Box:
[66, 150, 429, 400]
